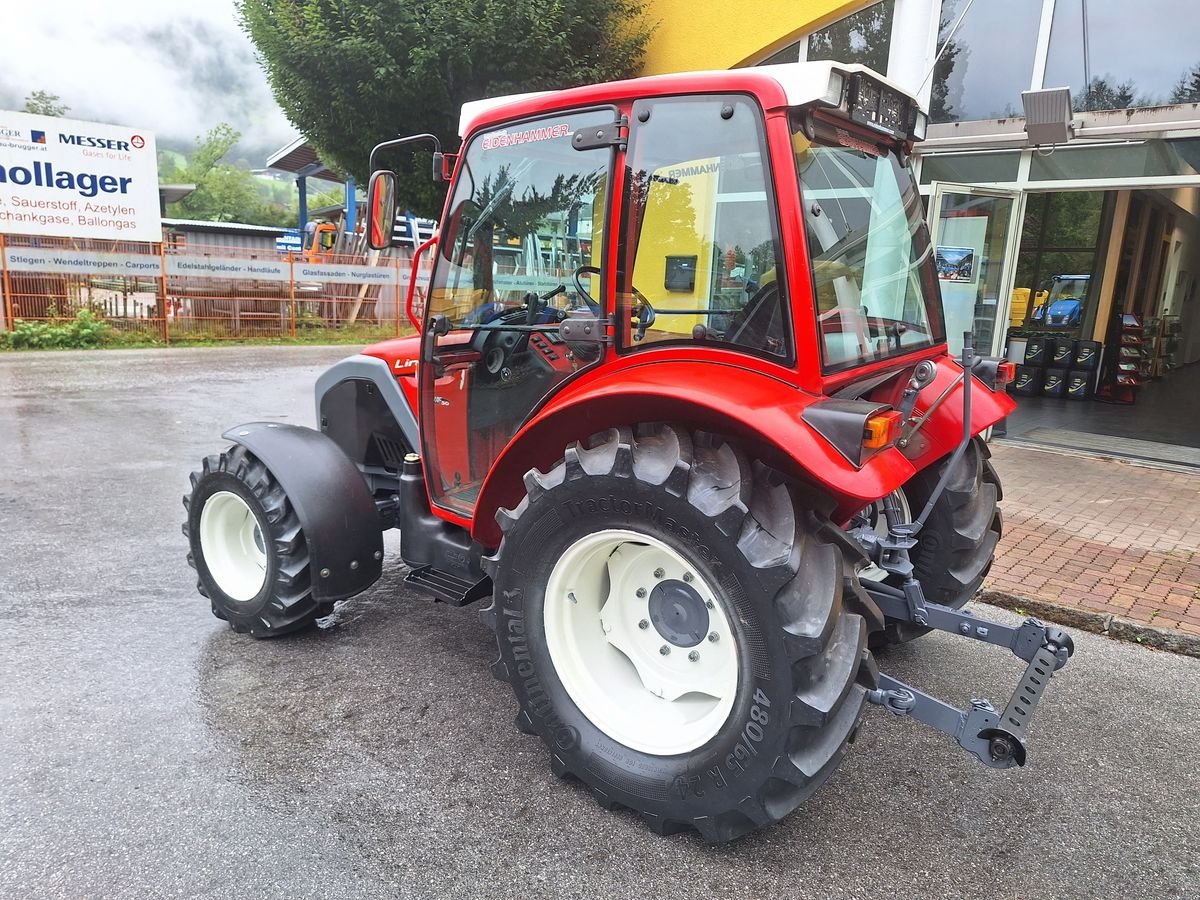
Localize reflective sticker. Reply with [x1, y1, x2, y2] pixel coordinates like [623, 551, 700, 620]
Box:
[834, 127, 882, 157]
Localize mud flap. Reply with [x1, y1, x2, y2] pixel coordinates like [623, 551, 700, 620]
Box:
[221, 422, 384, 602]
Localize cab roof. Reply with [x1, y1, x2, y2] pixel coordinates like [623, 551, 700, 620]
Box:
[458, 61, 921, 139]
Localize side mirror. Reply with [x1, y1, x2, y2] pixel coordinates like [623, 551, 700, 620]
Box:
[366, 170, 398, 250]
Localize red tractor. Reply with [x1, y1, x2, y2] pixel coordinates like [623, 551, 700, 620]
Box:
[183, 62, 1074, 842]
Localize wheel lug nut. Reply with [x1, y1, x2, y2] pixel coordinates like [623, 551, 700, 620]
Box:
[683, 572, 693, 583]
[707, 632, 719, 643]
[705, 600, 714, 610]
[319, 568, 331, 578]
[688, 650, 700, 662]
[659, 645, 670, 656]
[638, 619, 649, 630]
[653, 567, 665, 579]
[636, 587, 647, 598]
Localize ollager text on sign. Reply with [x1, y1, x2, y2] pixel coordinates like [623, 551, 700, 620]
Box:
[0, 111, 160, 242]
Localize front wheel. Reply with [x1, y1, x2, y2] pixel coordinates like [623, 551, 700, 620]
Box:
[183, 445, 325, 637]
[482, 424, 882, 842]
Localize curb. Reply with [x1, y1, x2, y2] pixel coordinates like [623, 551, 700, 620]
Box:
[982, 590, 1200, 659]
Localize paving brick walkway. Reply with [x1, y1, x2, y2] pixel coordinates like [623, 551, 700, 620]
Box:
[986, 443, 1200, 635]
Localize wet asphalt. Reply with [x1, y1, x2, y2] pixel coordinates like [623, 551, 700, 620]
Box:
[0, 345, 1197, 900]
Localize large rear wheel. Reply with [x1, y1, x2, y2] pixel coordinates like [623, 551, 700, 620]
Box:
[482, 424, 882, 842]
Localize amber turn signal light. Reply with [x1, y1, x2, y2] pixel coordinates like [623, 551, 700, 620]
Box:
[863, 409, 904, 450]
[996, 362, 1016, 386]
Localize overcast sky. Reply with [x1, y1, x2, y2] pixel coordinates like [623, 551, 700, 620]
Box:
[0, 0, 297, 162]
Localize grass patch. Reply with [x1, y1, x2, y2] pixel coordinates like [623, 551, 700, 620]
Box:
[2, 312, 410, 351]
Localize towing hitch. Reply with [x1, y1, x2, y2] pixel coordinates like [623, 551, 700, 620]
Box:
[857, 330, 1075, 769]
[864, 584, 1074, 768]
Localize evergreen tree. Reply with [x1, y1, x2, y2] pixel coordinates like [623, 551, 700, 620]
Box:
[239, 0, 653, 217]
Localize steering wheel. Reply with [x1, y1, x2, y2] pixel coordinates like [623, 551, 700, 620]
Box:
[630, 285, 656, 341]
[474, 284, 565, 379]
[572, 265, 601, 312]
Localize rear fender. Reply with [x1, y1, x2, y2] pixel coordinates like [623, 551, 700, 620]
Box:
[470, 361, 918, 547]
[221, 423, 383, 602]
[871, 356, 1017, 471]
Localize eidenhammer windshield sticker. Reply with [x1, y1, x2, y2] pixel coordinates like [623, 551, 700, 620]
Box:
[482, 123, 571, 150]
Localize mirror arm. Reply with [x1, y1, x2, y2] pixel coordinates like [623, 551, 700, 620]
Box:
[369, 133, 442, 172]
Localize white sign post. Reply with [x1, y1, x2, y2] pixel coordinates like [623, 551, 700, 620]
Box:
[0, 111, 161, 242]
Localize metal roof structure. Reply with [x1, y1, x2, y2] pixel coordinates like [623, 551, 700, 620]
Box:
[161, 218, 291, 237]
[265, 135, 344, 183]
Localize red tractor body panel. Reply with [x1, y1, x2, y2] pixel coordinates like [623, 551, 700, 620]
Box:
[356, 63, 1017, 548]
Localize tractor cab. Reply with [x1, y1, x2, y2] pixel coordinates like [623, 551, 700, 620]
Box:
[367, 62, 947, 522]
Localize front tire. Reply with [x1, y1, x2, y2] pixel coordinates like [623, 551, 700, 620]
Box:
[482, 424, 882, 842]
[183, 445, 325, 637]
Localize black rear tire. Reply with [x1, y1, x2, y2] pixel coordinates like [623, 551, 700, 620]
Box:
[481, 424, 883, 842]
[877, 437, 1002, 645]
[183, 445, 326, 638]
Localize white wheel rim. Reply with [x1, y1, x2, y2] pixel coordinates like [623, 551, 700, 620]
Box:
[543, 529, 739, 756]
[199, 491, 268, 602]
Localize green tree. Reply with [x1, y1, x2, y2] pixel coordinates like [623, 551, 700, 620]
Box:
[238, 0, 652, 217]
[805, 0, 892, 75]
[1075, 76, 1155, 112]
[23, 90, 68, 117]
[1170, 63, 1200, 103]
[929, 11, 966, 123]
[165, 123, 295, 226]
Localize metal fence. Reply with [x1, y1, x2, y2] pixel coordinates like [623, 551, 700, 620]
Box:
[0, 232, 426, 342]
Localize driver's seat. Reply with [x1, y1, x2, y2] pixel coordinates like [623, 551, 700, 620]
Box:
[725, 282, 784, 353]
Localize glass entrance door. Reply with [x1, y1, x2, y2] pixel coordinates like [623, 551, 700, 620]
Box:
[929, 183, 1025, 357]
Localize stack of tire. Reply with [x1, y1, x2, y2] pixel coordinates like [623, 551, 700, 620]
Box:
[1011, 335, 1100, 401]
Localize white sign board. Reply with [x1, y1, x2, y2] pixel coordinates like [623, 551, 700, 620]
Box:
[4, 246, 162, 278]
[0, 110, 160, 242]
[167, 256, 290, 282]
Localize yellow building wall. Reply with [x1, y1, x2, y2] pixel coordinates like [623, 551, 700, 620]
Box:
[637, 0, 867, 74]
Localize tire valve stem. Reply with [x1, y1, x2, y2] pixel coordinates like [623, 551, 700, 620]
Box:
[688, 650, 700, 662]
[568, 591, 578, 604]
[708, 631, 719, 643]
[659, 645, 670, 656]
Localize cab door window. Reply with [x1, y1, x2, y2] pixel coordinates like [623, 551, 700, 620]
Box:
[619, 95, 790, 359]
[422, 108, 613, 516]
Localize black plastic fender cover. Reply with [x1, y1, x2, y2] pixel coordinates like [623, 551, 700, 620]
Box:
[221, 422, 383, 602]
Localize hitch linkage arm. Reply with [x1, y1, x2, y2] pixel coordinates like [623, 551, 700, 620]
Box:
[865, 585, 1075, 768]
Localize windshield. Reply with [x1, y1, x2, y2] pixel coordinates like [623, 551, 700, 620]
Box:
[794, 122, 944, 373]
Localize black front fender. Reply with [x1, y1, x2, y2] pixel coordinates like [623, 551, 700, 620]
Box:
[221, 422, 383, 602]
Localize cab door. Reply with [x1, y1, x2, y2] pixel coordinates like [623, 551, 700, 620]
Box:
[420, 108, 617, 517]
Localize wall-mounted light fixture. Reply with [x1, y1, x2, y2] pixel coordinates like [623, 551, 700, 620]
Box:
[1022, 87, 1075, 146]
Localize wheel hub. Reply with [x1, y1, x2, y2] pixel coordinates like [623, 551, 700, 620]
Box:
[199, 490, 268, 603]
[648, 580, 709, 647]
[543, 529, 739, 756]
